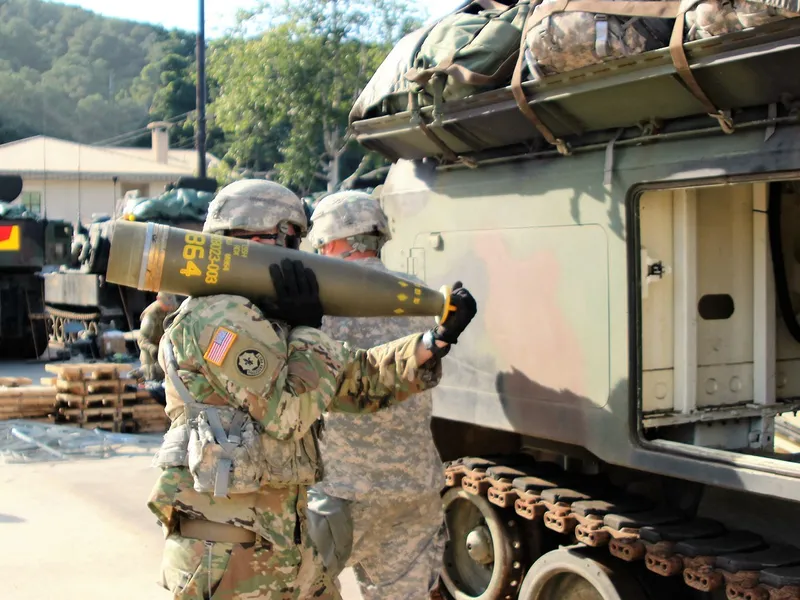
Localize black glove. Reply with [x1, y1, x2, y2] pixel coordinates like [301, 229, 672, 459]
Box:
[263, 258, 324, 328]
[431, 281, 477, 344]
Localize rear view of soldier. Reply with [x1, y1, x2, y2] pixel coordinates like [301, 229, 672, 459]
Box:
[147, 179, 477, 599]
[306, 191, 450, 600]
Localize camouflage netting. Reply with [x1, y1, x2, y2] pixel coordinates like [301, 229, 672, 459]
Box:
[122, 188, 214, 223]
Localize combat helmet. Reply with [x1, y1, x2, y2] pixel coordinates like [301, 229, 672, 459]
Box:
[309, 190, 391, 256]
[156, 292, 179, 310]
[203, 179, 308, 247]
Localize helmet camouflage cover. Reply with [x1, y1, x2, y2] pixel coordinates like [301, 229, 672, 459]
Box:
[309, 190, 391, 251]
[203, 179, 308, 236]
[156, 292, 179, 308]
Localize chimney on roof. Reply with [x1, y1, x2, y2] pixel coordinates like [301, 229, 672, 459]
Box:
[147, 121, 173, 164]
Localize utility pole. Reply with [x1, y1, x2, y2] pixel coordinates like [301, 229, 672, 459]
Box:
[196, 0, 207, 179]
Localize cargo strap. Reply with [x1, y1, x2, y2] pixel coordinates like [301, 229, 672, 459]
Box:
[512, 0, 734, 151]
[670, 0, 734, 133]
[405, 51, 521, 89]
[410, 92, 478, 168]
[164, 340, 247, 498]
[604, 128, 625, 186]
[180, 517, 258, 544]
[512, 0, 572, 155]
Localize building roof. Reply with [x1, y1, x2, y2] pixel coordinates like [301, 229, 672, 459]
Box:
[0, 136, 220, 182]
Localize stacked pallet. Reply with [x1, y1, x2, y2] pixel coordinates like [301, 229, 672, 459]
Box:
[45, 363, 168, 434]
[131, 389, 170, 433]
[0, 378, 57, 423]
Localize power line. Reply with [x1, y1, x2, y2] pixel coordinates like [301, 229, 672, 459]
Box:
[90, 112, 193, 147]
[90, 110, 196, 147]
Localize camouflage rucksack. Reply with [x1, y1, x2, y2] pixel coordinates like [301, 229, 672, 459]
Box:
[509, 0, 798, 155]
[523, 0, 675, 78]
[350, 1, 531, 125]
[685, 0, 798, 40]
[405, 0, 531, 122]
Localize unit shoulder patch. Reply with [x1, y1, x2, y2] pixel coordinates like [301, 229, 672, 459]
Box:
[236, 349, 267, 378]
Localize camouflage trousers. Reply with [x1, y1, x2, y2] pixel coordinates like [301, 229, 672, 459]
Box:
[159, 531, 341, 599]
[308, 491, 445, 600]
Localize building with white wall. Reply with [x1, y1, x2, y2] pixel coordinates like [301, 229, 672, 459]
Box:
[0, 123, 218, 224]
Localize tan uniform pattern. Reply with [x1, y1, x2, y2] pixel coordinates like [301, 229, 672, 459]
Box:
[311, 257, 446, 600]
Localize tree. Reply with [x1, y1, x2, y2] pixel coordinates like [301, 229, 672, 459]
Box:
[0, 0, 196, 145]
[208, 0, 425, 194]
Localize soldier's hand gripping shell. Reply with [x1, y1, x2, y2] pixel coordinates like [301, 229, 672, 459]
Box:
[267, 258, 324, 328]
[432, 281, 477, 344]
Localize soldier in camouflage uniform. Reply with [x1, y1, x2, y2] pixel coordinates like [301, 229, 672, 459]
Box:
[305, 191, 449, 600]
[147, 179, 477, 600]
[137, 292, 179, 382]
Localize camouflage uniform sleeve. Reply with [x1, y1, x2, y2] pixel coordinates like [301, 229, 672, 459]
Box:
[137, 309, 159, 356]
[331, 332, 442, 414]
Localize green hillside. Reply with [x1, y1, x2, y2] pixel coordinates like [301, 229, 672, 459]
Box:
[0, 0, 197, 146]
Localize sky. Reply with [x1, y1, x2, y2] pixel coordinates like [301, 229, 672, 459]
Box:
[52, 0, 464, 37]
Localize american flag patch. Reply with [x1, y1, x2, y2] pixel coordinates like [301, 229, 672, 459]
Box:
[203, 327, 238, 366]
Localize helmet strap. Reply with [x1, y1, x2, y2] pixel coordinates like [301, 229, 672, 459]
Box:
[340, 234, 383, 258]
[276, 221, 301, 250]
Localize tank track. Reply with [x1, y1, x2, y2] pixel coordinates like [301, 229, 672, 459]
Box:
[444, 456, 800, 600]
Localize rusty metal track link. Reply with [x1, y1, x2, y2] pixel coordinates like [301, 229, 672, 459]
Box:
[444, 456, 800, 600]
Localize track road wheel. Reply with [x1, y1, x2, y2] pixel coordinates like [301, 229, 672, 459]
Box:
[518, 547, 678, 600]
[441, 487, 524, 600]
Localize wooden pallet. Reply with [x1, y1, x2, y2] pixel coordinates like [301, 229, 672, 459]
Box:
[44, 362, 141, 431]
[0, 377, 33, 387]
[0, 385, 58, 421]
[45, 363, 132, 381]
[58, 405, 135, 418]
[55, 378, 136, 395]
[1, 362, 170, 433]
[56, 392, 139, 408]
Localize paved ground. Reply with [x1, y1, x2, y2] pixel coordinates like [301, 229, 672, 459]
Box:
[0, 358, 363, 600]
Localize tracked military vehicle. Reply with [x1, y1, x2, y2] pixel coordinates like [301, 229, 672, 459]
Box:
[0, 176, 73, 359]
[44, 177, 216, 351]
[351, 7, 800, 600]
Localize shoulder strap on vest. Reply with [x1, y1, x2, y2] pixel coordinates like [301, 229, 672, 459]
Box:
[162, 337, 248, 497]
